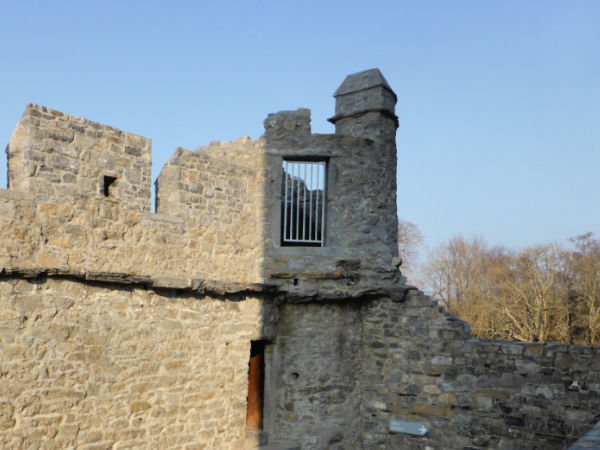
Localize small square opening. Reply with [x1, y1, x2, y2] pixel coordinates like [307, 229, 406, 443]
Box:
[102, 176, 117, 197]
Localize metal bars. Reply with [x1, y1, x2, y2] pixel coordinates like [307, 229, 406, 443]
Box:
[282, 160, 326, 246]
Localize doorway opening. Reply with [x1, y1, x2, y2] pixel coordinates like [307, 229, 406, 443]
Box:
[246, 340, 267, 429]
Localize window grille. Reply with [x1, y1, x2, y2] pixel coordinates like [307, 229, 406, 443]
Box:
[281, 160, 326, 246]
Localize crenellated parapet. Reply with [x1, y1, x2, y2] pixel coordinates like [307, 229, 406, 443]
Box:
[155, 138, 264, 220]
[1, 69, 404, 294]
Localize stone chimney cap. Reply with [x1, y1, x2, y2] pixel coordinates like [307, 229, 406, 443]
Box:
[333, 68, 396, 100]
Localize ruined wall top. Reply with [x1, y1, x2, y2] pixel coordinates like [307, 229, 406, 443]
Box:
[7, 104, 152, 211]
[0, 69, 404, 296]
[264, 108, 311, 138]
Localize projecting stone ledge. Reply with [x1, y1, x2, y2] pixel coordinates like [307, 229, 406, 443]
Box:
[0, 267, 277, 296]
[0, 266, 414, 301]
[258, 445, 300, 450]
[284, 285, 418, 303]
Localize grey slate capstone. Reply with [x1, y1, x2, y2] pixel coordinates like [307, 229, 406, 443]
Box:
[333, 68, 395, 98]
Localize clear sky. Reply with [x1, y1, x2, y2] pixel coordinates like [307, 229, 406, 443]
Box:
[1, 1, 598, 253]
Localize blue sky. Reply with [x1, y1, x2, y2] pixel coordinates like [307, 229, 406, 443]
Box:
[0, 1, 598, 253]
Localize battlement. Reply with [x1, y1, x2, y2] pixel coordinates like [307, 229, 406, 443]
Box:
[263, 107, 311, 143]
[7, 104, 152, 211]
[1, 69, 402, 294]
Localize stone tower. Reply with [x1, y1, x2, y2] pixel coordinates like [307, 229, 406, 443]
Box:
[328, 68, 398, 143]
[261, 68, 401, 291]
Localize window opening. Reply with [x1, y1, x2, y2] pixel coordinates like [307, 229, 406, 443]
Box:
[281, 160, 326, 246]
[102, 175, 117, 197]
[246, 340, 266, 430]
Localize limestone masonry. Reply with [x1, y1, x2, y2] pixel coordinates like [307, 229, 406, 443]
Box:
[0, 69, 599, 449]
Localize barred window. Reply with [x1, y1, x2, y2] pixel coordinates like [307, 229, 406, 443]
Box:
[281, 160, 326, 247]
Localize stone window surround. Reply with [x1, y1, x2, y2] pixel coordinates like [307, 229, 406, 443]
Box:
[270, 151, 339, 255]
[281, 158, 326, 247]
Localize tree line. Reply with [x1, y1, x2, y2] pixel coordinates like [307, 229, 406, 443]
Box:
[399, 221, 600, 345]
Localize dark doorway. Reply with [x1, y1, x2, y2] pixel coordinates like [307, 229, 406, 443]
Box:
[246, 340, 266, 429]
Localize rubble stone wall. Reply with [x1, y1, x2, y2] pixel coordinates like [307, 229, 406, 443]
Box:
[155, 140, 264, 220]
[0, 275, 276, 449]
[0, 273, 365, 450]
[262, 109, 400, 291]
[361, 293, 600, 449]
[155, 141, 265, 282]
[267, 301, 364, 449]
[1, 275, 600, 449]
[7, 104, 152, 212]
[3, 103, 401, 291]
[0, 188, 261, 284]
[2, 67, 599, 449]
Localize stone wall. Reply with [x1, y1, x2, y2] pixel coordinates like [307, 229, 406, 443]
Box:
[0, 274, 368, 450]
[3, 90, 401, 293]
[262, 108, 400, 292]
[3, 103, 267, 284]
[361, 292, 600, 449]
[0, 275, 277, 449]
[154, 100, 401, 293]
[0, 271, 365, 450]
[155, 139, 263, 220]
[0, 188, 262, 284]
[2, 68, 598, 449]
[7, 104, 152, 212]
[267, 301, 364, 449]
[155, 140, 265, 282]
[1, 273, 599, 449]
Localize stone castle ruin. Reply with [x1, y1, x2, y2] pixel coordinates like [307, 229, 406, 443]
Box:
[0, 69, 599, 449]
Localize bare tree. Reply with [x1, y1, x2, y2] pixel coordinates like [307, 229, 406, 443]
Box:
[496, 243, 569, 342]
[397, 219, 424, 285]
[422, 235, 507, 338]
[423, 232, 600, 344]
[568, 233, 600, 344]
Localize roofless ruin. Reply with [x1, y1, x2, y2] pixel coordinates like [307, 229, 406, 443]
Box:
[0, 69, 598, 449]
